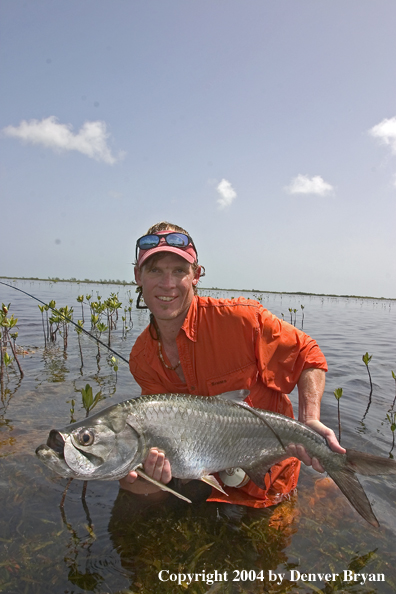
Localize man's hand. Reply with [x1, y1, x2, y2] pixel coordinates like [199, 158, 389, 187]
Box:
[294, 368, 346, 472]
[119, 448, 172, 494]
[286, 420, 346, 473]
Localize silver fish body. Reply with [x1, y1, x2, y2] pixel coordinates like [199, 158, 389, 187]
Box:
[36, 390, 396, 526]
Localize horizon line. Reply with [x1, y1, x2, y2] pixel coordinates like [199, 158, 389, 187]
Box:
[1, 276, 395, 302]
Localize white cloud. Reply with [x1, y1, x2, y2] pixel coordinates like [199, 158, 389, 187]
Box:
[2, 116, 121, 164]
[369, 116, 396, 155]
[217, 178, 237, 209]
[285, 174, 334, 196]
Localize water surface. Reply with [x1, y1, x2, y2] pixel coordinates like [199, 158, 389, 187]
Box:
[1, 279, 395, 593]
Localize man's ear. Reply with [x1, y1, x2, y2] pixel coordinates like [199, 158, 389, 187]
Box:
[192, 265, 202, 285]
[134, 265, 142, 286]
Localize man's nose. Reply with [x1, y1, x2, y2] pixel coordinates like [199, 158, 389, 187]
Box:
[159, 271, 175, 287]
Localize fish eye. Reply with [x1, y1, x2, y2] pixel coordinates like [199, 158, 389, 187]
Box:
[77, 429, 95, 446]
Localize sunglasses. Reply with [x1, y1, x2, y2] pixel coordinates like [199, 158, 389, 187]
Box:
[135, 232, 198, 261]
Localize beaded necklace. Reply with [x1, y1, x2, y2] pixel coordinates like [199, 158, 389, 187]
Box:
[157, 339, 181, 371]
[150, 313, 181, 371]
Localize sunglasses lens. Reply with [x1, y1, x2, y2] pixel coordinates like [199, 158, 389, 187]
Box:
[136, 232, 192, 260]
[138, 235, 160, 250]
[166, 233, 189, 247]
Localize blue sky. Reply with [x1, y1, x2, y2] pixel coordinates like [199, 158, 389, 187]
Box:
[1, 1, 395, 298]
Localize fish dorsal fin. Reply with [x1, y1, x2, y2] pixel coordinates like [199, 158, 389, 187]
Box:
[232, 401, 287, 452]
[216, 390, 287, 452]
[216, 390, 250, 403]
[200, 474, 229, 495]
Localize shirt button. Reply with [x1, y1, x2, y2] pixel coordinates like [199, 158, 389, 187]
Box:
[190, 386, 195, 391]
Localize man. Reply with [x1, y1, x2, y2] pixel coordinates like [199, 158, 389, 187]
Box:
[120, 222, 344, 506]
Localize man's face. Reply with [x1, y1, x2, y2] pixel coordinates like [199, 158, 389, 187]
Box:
[135, 253, 200, 324]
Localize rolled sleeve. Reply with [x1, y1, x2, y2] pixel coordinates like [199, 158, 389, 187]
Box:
[255, 309, 327, 394]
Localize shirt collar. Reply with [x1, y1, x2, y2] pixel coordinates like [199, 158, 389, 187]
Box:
[181, 295, 198, 342]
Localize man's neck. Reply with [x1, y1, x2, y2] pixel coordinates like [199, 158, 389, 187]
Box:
[154, 308, 189, 346]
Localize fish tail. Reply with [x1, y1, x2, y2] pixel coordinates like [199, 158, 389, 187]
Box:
[345, 449, 396, 476]
[326, 466, 379, 527]
[326, 449, 396, 527]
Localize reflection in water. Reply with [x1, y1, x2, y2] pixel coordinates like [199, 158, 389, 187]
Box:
[106, 487, 391, 593]
[107, 488, 299, 593]
[60, 498, 104, 592]
[42, 345, 69, 383]
[0, 376, 22, 418]
[0, 416, 15, 455]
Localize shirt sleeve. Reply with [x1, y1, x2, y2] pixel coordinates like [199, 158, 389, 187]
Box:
[130, 364, 166, 394]
[254, 307, 327, 394]
[129, 332, 168, 395]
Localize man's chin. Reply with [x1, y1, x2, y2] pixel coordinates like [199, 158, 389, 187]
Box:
[153, 304, 190, 323]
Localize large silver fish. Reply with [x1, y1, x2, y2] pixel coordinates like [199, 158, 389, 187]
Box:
[36, 390, 396, 526]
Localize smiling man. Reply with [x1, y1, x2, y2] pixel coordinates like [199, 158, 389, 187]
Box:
[119, 221, 344, 507]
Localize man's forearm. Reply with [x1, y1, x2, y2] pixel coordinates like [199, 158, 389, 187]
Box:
[290, 367, 344, 469]
[297, 368, 326, 423]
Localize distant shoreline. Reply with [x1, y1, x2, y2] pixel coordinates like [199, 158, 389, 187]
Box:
[1, 276, 394, 302]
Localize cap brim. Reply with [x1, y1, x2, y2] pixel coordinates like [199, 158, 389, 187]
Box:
[138, 245, 196, 267]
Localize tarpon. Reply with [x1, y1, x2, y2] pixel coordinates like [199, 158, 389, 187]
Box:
[36, 390, 396, 526]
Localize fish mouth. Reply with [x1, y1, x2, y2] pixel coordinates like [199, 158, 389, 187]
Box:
[46, 429, 104, 469]
[36, 429, 103, 478]
[35, 439, 74, 479]
[46, 430, 66, 456]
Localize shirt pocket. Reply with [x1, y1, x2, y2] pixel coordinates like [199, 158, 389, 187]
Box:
[206, 362, 258, 396]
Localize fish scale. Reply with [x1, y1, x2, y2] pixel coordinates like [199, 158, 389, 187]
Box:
[36, 389, 396, 527]
[121, 393, 331, 479]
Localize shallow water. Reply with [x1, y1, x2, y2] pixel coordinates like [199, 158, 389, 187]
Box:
[1, 279, 396, 594]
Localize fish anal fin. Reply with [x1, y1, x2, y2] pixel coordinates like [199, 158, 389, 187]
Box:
[245, 462, 272, 490]
[135, 467, 192, 503]
[327, 466, 379, 527]
[201, 474, 229, 495]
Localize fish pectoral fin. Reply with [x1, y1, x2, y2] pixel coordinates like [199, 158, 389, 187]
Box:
[200, 474, 228, 495]
[135, 467, 192, 503]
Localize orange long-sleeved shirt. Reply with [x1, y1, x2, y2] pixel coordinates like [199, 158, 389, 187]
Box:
[130, 296, 328, 508]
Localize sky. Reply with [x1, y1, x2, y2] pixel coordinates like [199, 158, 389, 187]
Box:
[1, 1, 395, 299]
